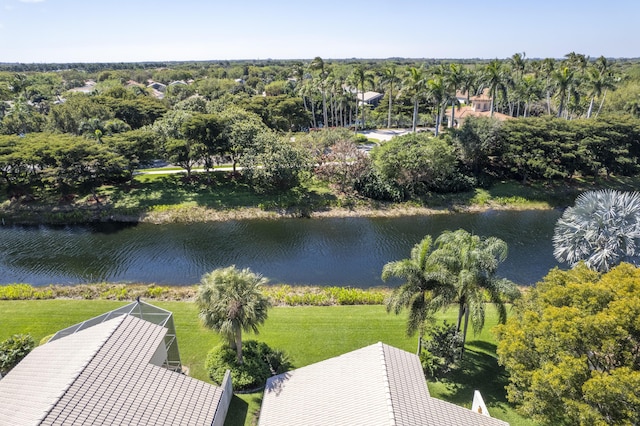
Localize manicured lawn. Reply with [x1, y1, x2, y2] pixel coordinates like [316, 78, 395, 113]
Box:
[0, 300, 535, 425]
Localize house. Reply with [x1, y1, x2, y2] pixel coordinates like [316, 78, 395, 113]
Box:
[147, 81, 167, 92]
[0, 301, 232, 426]
[258, 342, 508, 426]
[67, 80, 96, 94]
[449, 90, 511, 127]
[357, 91, 384, 108]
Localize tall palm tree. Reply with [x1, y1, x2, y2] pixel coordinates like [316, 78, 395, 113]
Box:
[482, 59, 509, 117]
[443, 63, 464, 128]
[459, 66, 479, 104]
[431, 229, 518, 356]
[309, 57, 329, 128]
[381, 63, 401, 129]
[508, 52, 526, 117]
[564, 51, 589, 76]
[426, 75, 446, 136]
[540, 58, 556, 115]
[196, 265, 271, 364]
[553, 190, 640, 272]
[352, 64, 374, 132]
[508, 52, 527, 81]
[403, 66, 427, 133]
[382, 236, 451, 354]
[588, 56, 617, 118]
[519, 74, 541, 117]
[552, 66, 576, 119]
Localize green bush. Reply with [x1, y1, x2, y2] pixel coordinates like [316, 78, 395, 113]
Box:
[205, 340, 292, 391]
[0, 284, 54, 300]
[420, 322, 463, 379]
[0, 334, 35, 375]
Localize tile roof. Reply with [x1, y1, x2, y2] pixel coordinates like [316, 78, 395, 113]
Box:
[258, 342, 509, 426]
[0, 314, 225, 426]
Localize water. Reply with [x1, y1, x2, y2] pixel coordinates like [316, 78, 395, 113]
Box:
[0, 210, 562, 287]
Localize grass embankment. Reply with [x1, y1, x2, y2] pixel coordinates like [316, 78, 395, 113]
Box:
[2, 170, 639, 225]
[0, 299, 536, 426]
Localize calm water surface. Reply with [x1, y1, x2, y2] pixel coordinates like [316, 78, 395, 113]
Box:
[0, 210, 562, 287]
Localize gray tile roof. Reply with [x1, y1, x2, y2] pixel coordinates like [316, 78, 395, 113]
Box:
[258, 342, 509, 426]
[0, 314, 224, 426]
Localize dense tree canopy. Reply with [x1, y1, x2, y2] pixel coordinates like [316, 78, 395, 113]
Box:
[2, 56, 640, 205]
[496, 263, 640, 425]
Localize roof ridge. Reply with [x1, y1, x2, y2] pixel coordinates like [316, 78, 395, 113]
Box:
[377, 342, 396, 426]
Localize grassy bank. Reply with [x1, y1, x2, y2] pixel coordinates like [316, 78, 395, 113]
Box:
[3, 171, 638, 225]
[0, 299, 536, 425]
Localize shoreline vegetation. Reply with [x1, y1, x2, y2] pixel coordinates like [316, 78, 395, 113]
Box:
[0, 282, 529, 304]
[2, 165, 638, 226]
[0, 171, 591, 226]
[0, 282, 392, 304]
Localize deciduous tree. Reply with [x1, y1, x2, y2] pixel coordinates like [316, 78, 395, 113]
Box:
[496, 263, 640, 425]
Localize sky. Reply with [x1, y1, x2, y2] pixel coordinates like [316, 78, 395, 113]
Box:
[0, 0, 638, 63]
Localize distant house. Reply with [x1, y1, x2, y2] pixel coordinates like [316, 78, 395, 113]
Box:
[357, 91, 384, 108]
[0, 301, 232, 426]
[67, 79, 96, 94]
[147, 81, 167, 92]
[450, 90, 511, 127]
[258, 342, 508, 426]
[145, 81, 167, 99]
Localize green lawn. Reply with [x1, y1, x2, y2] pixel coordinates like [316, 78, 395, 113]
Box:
[0, 300, 535, 425]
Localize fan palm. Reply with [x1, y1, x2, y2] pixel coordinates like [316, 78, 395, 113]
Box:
[196, 265, 271, 363]
[553, 190, 640, 272]
[382, 236, 451, 353]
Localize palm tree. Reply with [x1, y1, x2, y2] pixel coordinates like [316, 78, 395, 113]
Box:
[586, 56, 618, 118]
[380, 63, 401, 128]
[459, 66, 479, 104]
[519, 75, 541, 117]
[426, 75, 446, 136]
[482, 59, 509, 117]
[403, 66, 427, 132]
[552, 66, 575, 119]
[382, 236, 450, 354]
[508, 52, 527, 81]
[309, 57, 329, 127]
[443, 63, 464, 128]
[508, 52, 526, 117]
[352, 64, 375, 132]
[553, 190, 640, 272]
[540, 58, 556, 115]
[431, 229, 518, 356]
[196, 265, 271, 363]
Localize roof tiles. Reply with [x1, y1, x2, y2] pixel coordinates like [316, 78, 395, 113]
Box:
[0, 314, 223, 426]
[259, 342, 509, 426]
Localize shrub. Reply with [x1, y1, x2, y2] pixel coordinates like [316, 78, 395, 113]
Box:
[205, 340, 292, 391]
[0, 284, 54, 300]
[420, 322, 463, 379]
[0, 334, 35, 375]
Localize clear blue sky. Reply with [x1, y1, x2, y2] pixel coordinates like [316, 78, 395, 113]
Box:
[1, 0, 638, 63]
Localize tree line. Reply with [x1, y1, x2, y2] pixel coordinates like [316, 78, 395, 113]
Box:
[1, 54, 640, 202]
